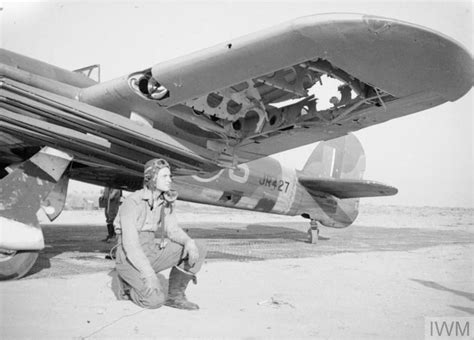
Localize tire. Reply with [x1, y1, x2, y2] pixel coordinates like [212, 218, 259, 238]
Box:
[0, 251, 39, 280]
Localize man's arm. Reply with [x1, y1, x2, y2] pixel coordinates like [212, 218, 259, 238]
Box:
[164, 209, 199, 266]
[164, 210, 192, 245]
[119, 199, 155, 277]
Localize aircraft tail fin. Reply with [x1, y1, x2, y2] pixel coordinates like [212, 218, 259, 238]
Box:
[301, 133, 365, 180]
[299, 133, 397, 199]
[297, 134, 396, 229]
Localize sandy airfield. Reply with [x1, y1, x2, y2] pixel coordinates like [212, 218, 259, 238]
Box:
[1, 203, 473, 340]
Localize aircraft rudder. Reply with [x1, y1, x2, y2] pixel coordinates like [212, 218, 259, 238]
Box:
[301, 133, 366, 180]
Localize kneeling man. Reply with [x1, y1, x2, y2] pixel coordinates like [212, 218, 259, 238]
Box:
[113, 158, 207, 310]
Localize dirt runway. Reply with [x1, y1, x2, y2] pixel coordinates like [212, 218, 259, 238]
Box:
[2, 210, 473, 339]
[27, 218, 472, 279]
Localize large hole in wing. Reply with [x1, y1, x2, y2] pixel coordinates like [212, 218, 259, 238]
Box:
[269, 75, 352, 110]
[307, 75, 353, 110]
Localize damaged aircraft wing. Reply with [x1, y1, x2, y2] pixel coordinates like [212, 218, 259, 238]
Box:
[0, 13, 472, 189]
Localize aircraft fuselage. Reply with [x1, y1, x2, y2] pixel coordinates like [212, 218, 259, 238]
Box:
[173, 156, 358, 228]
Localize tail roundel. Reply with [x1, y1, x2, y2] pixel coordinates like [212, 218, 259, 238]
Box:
[301, 133, 365, 180]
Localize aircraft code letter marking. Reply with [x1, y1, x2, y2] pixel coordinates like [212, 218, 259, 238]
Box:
[259, 175, 290, 193]
[229, 164, 249, 184]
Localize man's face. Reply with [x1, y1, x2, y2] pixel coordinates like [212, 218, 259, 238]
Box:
[154, 167, 172, 192]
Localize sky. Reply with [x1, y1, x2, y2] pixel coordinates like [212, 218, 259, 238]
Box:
[1, 1, 472, 208]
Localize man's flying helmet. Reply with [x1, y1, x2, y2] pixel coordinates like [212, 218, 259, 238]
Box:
[143, 158, 170, 190]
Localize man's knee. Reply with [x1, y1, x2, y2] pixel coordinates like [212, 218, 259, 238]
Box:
[144, 292, 166, 309]
[130, 288, 166, 309]
[183, 240, 207, 274]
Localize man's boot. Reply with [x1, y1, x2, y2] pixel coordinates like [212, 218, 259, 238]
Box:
[103, 224, 116, 242]
[165, 266, 199, 310]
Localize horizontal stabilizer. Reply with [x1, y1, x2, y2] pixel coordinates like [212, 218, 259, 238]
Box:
[298, 175, 398, 199]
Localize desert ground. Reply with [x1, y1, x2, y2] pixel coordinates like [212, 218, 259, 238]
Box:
[1, 202, 473, 339]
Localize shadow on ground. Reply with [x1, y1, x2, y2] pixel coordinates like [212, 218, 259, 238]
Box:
[27, 221, 472, 279]
[29, 222, 317, 278]
[411, 278, 474, 302]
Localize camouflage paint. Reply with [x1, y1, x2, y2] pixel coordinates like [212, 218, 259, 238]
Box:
[0, 147, 72, 249]
[175, 156, 299, 215]
[173, 134, 364, 228]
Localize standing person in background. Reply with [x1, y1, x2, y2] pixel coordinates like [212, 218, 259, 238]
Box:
[99, 187, 122, 242]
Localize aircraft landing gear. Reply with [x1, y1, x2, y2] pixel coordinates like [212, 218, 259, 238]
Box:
[0, 147, 72, 280]
[0, 250, 39, 280]
[308, 219, 321, 244]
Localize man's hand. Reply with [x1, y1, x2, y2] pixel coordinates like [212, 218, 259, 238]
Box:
[142, 272, 160, 296]
[183, 240, 199, 267]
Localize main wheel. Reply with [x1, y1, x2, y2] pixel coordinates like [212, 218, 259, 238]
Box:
[0, 250, 39, 280]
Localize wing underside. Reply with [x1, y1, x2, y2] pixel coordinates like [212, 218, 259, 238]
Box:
[0, 13, 472, 186]
[78, 14, 471, 165]
[0, 77, 221, 189]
